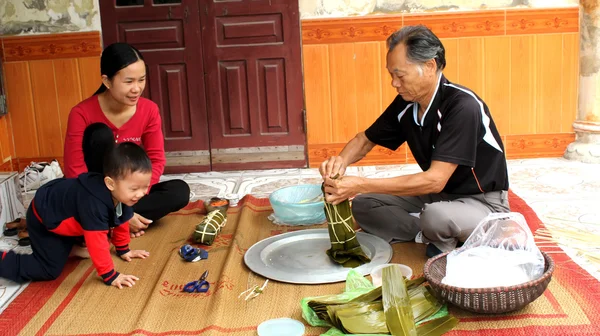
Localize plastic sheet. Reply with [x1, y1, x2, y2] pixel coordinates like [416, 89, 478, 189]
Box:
[442, 212, 545, 288]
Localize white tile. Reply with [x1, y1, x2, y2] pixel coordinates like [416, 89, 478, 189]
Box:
[184, 171, 244, 179]
[236, 176, 302, 198]
[187, 179, 239, 201]
[0, 279, 28, 314]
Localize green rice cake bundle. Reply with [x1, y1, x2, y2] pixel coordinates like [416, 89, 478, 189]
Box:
[322, 177, 370, 268]
[193, 210, 227, 245]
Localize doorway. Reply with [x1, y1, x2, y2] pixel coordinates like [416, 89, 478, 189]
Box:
[99, 0, 307, 172]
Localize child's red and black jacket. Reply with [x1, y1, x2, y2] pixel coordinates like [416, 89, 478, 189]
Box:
[31, 172, 132, 285]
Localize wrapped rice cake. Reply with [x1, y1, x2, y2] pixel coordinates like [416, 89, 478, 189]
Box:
[193, 210, 227, 245]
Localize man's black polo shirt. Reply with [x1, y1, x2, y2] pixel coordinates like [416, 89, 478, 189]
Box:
[365, 74, 509, 195]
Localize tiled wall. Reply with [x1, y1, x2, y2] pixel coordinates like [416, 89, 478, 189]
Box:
[303, 7, 579, 166]
[0, 7, 581, 171]
[0, 31, 102, 171]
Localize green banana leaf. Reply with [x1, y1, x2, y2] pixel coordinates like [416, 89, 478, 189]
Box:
[193, 209, 226, 245]
[303, 271, 458, 336]
[322, 178, 370, 268]
[382, 266, 418, 336]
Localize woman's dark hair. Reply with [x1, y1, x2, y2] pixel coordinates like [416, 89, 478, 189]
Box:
[103, 142, 152, 181]
[94, 43, 144, 95]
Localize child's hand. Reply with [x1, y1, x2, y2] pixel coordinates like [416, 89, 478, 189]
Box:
[120, 250, 150, 262]
[112, 273, 139, 289]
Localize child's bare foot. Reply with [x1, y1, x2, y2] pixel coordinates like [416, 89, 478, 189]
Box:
[70, 245, 90, 258]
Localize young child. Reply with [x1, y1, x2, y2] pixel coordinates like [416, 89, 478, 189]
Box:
[0, 142, 152, 289]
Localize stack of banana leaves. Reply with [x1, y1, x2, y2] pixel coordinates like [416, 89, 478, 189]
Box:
[323, 177, 371, 268]
[306, 270, 458, 335]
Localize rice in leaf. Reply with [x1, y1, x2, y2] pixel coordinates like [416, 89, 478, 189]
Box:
[193, 210, 227, 245]
[322, 177, 370, 267]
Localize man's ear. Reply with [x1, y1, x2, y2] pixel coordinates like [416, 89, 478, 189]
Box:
[424, 58, 437, 77]
[104, 176, 116, 191]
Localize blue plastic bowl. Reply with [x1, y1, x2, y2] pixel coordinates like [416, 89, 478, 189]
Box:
[269, 184, 326, 225]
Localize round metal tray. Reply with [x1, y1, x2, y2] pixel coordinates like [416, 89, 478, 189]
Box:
[244, 229, 393, 284]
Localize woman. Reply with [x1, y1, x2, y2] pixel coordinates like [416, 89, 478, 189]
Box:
[64, 42, 190, 237]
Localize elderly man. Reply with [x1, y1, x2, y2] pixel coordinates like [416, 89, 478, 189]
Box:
[320, 25, 510, 258]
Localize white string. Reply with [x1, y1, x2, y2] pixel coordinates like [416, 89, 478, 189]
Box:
[238, 279, 269, 301]
[194, 210, 227, 242]
[324, 201, 357, 244]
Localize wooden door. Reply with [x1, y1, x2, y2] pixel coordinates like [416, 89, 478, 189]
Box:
[201, 0, 307, 170]
[100, 0, 211, 173]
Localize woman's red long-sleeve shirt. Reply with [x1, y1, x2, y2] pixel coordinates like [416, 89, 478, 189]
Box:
[64, 95, 166, 186]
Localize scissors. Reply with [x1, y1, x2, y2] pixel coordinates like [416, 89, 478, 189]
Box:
[183, 270, 210, 293]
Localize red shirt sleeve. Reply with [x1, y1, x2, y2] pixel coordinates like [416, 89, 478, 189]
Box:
[142, 104, 166, 186]
[64, 106, 89, 179]
[111, 222, 131, 256]
[83, 229, 119, 284]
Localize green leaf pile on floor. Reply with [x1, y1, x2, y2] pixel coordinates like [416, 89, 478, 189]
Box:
[301, 270, 458, 335]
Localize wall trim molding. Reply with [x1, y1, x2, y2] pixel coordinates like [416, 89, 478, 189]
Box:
[1, 31, 102, 62]
[4, 133, 575, 172]
[301, 7, 579, 44]
[308, 133, 575, 167]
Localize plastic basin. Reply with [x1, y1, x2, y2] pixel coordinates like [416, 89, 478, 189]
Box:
[269, 184, 326, 225]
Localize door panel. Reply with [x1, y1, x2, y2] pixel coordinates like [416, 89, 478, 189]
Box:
[100, 0, 210, 172]
[202, 0, 307, 170]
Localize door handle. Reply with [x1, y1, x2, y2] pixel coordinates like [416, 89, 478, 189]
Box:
[167, 6, 172, 20]
[184, 6, 189, 24]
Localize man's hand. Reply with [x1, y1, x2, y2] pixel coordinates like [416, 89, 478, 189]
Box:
[111, 273, 139, 289]
[129, 213, 152, 238]
[323, 176, 366, 205]
[320, 156, 347, 179]
[120, 250, 150, 262]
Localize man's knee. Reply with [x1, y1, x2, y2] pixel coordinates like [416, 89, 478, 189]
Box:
[166, 179, 190, 210]
[351, 194, 377, 223]
[420, 202, 453, 237]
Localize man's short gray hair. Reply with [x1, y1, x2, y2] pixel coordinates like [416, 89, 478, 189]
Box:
[387, 25, 446, 72]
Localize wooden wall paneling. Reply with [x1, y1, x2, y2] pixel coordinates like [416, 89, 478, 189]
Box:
[0, 116, 12, 162]
[329, 43, 358, 143]
[354, 42, 382, 131]
[303, 44, 333, 144]
[483, 36, 511, 135]
[561, 33, 578, 133]
[536, 34, 564, 134]
[29, 60, 63, 157]
[2, 31, 102, 62]
[4, 113, 15, 162]
[441, 38, 459, 83]
[54, 59, 83, 141]
[457, 38, 484, 98]
[77, 57, 101, 99]
[509, 35, 537, 135]
[4, 62, 39, 158]
[379, 41, 398, 108]
[504, 133, 574, 159]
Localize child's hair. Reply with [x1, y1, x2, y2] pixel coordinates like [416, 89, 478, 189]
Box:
[103, 142, 152, 180]
[94, 42, 144, 96]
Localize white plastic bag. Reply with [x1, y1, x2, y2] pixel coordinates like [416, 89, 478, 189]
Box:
[442, 212, 545, 288]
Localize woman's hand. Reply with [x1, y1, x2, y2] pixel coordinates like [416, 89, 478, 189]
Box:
[129, 213, 152, 238]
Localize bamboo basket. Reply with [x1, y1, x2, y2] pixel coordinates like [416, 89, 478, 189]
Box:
[423, 251, 554, 314]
